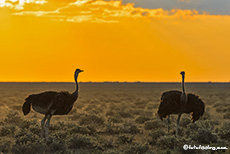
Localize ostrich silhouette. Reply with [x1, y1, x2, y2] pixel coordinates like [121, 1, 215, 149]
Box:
[157, 71, 205, 136]
[22, 68, 83, 139]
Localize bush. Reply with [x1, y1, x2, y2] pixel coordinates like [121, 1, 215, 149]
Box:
[0, 137, 13, 153]
[19, 120, 38, 129]
[28, 123, 41, 136]
[120, 123, 140, 134]
[4, 111, 23, 125]
[52, 130, 69, 140]
[217, 122, 230, 141]
[104, 149, 120, 154]
[79, 114, 104, 126]
[180, 118, 191, 128]
[148, 129, 165, 145]
[156, 135, 180, 149]
[107, 116, 124, 123]
[13, 129, 45, 154]
[105, 124, 121, 135]
[0, 125, 16, 136]
[117, 134, 134, 144]
[191, 128, 218, 144]
[47, 135, 67, 152]
[118, 111, 133, 118]
[12, 142, 45, 154]
[15, 129, 40, 145]
[125, 143, 149, 154]
[98, 137, 114, 149]
[200, 112, 211, 120]
[68, 134, 96, 149]
[135, 116, 150, 124]
[144, 120, 164, 130]
[69, 125, 92, 135]
[223, 113, 230, 119]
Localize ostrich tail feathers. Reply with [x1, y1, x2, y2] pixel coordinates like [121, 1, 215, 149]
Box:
[22, 101, 31, 115]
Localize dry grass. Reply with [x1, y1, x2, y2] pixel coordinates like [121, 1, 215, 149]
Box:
[0, 82, 229, 153]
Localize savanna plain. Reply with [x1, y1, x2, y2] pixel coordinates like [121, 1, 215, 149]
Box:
[0, 82, 229, 154]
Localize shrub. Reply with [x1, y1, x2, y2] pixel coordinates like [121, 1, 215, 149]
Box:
[98, 137, 114, 149]
[180, 118, 191, 128]
[0, 125, 16, 136]
[191, 128, 218, 144]
[148, 129, 165, 145]
[156, 135, 180, 149]
[79, 114, 104, 126]
[186, 120, 215, 135]
[120, 123, 140, 134]
[19, 120, 38, 129]
[118, 111, 133, 118]
[200, 112, 211, 120]
[134, 99, 148, 108]
[104, 149, 120, 154]
[69, 125, 91, 135]
[200, 120, 215, 130]
[223, 113, 230, 119]
[68, 134, 96, 149]
[117, 134, 134, 144]
[217, 122, 230, 141]
[216, 107, 230, 113]
[135, 116, 150, 124]
[69, 113, 84, 121]
[47, 135, 67, 152]
[52, 130, 69, 140]
[4, 111, 23, 125]
[12, 142, 45, 154]
[0, 137, 13, 153]
[144, 120, 164, 130]
[107, 116, 124, 123]
[28, 123, 41, 136]
[15, 129, 40, 146]
[125, 143, 149, 154]
[105, 123, 120, 135]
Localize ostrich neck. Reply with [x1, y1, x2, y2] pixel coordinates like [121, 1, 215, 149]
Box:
[182, 76, 185, 93]
[181, 75, 187, 107]
[72, 74, 79, 100]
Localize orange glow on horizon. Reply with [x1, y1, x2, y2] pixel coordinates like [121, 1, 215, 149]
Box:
[0, 0, 230, 82]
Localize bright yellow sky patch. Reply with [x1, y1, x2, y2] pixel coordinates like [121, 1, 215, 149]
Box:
[0, 0, 230, 82]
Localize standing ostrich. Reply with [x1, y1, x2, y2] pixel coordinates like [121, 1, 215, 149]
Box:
[157, 71, 205, 136]
[22, 68, 83, 139]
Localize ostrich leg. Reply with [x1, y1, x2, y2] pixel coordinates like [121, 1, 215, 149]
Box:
[45, 114, 52, 140]
[44, 110, 55, 140]
[168, 115, 170, 133]
[176, 114, 182, 137]
[41, 115, 48, 138]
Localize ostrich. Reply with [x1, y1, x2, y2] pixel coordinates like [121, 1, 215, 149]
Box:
[22, 68, 83, 139]
[157, 71, 205, 136]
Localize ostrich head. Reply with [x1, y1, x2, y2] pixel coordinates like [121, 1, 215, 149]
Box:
[180, 71, 185, 77]
[74, 68, 83, 79]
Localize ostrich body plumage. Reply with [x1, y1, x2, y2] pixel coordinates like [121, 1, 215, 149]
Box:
[157, 71, 205, 136]
[22, 68, 83, 139]
[158, 90, 205, 123]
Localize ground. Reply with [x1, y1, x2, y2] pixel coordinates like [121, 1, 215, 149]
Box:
[0, 82, 229, 153]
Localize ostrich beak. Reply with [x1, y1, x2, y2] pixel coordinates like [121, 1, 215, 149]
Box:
[80, 70, 84, 72]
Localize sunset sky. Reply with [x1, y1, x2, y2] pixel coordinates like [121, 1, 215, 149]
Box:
[0, 0, 230, 82]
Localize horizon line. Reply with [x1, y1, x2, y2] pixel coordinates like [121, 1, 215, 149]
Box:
[0, 81, 230, 84]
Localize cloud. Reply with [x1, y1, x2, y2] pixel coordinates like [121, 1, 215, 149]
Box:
[0, 0, 47, 10]
[2, 0, 229, 23]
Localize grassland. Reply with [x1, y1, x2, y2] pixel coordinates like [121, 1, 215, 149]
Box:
[0, 82, 229, 154]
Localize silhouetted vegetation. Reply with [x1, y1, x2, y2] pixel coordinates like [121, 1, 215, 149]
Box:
[0, 83, 229, 153]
